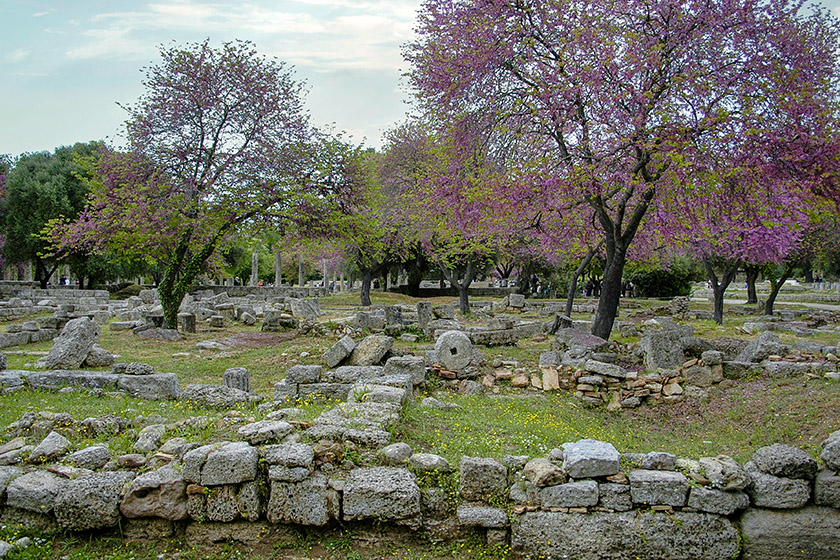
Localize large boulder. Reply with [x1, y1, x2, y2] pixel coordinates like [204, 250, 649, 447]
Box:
[35, 317, 100, 370]
[54, 472, 134, 531]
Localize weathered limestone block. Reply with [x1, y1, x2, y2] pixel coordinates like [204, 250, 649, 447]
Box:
[699, 455, 749, 491]
[457, 505, 508, 528]
[200, 442, 259, 486]
[348, 335, 393, 366]
[736, 331, 789, 363]
[6, 471, 66, 513]
[687, 486, 749, 515]
[177, 312, 196, 334]
[117, 373, 182, 400]
[120, 464, 188, 520]
[739, 507, 840, 560]
[628, 469, 689, 507]
[343, 467, 420, 522]
[597, 483, 632, 512]
[237, 420, 294, 445]
[562, 439, 621, 479]
[36, 317, 100, 370]
[181, 384, 254, 408]
[133, 424, 165, 454]
[523, 458, 567, 488]
[384, 355, 426, 385]
[285, 364, 322, 385]
[460, 456, 508, 502]
[54, 472, 135, 531]
[815, 470, 840, 508]
[539, 480, 599, 508]
[28, 431, 72, 463]
[65, 445, 111, 469]
[821, 439, 840, 472]
[746, 466, 811, 509]
[322, 335, 356, 368]
[223, 367, 250, 392]
[512, 511, 739, 560]
[267, 474, 333, 526]
[751, 444, 818, 480]
[409, 453, 450, 473]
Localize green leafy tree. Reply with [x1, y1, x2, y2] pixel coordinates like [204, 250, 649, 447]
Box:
[1, 142, 102, 288]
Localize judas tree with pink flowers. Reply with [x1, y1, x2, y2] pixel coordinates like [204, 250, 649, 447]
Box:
[407, 0, 840, 339]
[53, 40, 342, 328]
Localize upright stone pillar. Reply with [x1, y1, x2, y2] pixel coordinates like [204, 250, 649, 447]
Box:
[417, 301, 433, 332]
[177, 312, 197, 333]
[249, 251, 259, 286]
[274, 251, 282, 286]
[223, 367, 250, 392]
[298, 255, 305, 287]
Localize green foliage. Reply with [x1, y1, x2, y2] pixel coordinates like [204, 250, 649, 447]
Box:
[1, 142, 102, 286]
[625, 258, 703, 297]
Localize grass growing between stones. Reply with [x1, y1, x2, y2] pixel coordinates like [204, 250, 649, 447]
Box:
[398, 373, 840, 465]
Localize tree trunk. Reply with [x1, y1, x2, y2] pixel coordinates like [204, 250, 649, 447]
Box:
[406, 267, 423, 297]
[274, 251, 282, 286]
[704, 258, 740, 325]
[745, 265, 760, 304]
[566, 244, 601, 317]
[803, 263, 813, 283]
[249, 251, 259, 286]
[360, 268, 372, 306]
[764, 264, 795, 316]
[440, 261, 474, 314]
[592, 255, 625, 339]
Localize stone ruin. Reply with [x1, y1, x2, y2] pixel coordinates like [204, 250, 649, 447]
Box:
[0, 409, 837, 559]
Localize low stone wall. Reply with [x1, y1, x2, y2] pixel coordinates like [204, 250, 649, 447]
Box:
[0, 429, 837, 559]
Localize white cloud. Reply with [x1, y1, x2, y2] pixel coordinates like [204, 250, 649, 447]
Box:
[62, 0, 419, 70]
[4, 49, 30, 63]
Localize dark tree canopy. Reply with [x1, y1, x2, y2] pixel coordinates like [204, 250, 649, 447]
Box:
[1, 142, 102, 287]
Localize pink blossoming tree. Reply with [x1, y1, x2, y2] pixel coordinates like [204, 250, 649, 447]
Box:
[407, 0, 840, 339]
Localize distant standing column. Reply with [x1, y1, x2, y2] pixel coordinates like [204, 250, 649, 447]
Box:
[249, 251, 259, 286]
[298, 255, 305, 287]
[274, 251, 282, 286]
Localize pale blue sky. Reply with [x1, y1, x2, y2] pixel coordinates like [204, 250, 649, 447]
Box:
[2, 0, 838, 157]
[0, 0, 421, 155]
